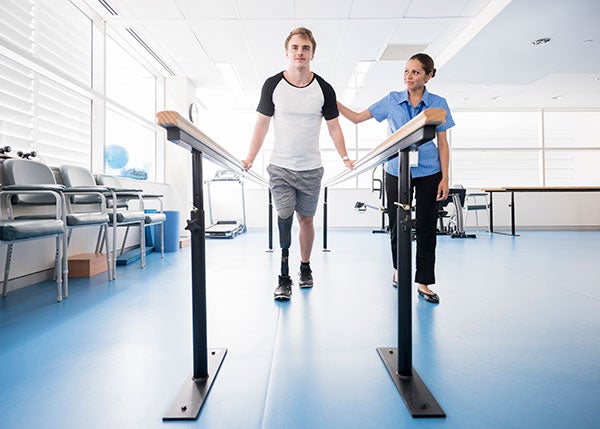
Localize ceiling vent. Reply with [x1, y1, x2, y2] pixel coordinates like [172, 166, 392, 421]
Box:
[380, 44, 429, 61]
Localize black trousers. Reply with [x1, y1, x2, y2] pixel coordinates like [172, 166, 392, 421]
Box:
[385, 171, 442, 285]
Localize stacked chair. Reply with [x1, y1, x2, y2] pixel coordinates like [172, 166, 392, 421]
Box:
[95, 174, 165, 260]
[59, 165, 152, 280]
[1, 158, 111, 301]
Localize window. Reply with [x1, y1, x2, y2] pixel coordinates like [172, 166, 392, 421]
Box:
[36, 0, 92, 86]
[0, 0, 92, 167]
[105, 107, 156, 181]
[449, 110, 600, 187]
[0, 54, 33, 152]
[36, 75, 91, 167]
[450, 111, 542, 187]
[105, 35, 158, 180]
[106, 36, 156, 121]
[544, 111, 600, 185]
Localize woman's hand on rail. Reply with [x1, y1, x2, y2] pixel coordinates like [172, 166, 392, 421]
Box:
[343, 158, 355, 170]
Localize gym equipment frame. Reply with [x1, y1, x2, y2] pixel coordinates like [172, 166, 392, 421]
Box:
[204, 170, 247, 238]
[322, 107, 447, 418]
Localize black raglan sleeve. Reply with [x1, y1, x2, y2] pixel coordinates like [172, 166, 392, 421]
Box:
[314, 74, 339, 121]
[256, 72, 283, 117]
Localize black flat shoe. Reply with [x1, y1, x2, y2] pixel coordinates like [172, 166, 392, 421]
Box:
[418, 289, 440, 304]
[392, 276, 398, 288]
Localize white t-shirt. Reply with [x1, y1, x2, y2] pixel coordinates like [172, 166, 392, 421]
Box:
[257, 71, 339, 171]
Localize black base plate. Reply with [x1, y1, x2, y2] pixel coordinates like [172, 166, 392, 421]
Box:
[377, 347, 446, 418]
[163, 348, 227, 421]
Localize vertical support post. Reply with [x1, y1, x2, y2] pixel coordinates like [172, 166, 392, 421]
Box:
[323, 186, 328, 249]
[163, 149, 227, 421]
[377, 147, 445, 418]
[488, 191, 494, 233]
[397, 150, 412, 376]
[191, 150, 208, 379]
[510, 191, 516, 236]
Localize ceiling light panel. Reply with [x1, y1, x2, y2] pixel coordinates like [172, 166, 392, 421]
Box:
[235, 0, 294, 19]
[189, 21, 248, 63]
[349, 0, 411, 18]
[294, 0, 354, 18]
[177, 0, 238, 19]
[380, 44, 429, 61]
[406, 0, 471, 17]
[336, 21, 397, 60]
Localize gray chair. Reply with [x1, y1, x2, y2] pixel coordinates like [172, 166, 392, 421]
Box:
[96, 174, 165, 259]
[464, 191, 490, 232]
[59, 165, 146, 280]
[2, 159, 112, 298]
[0, 165, 65, 301]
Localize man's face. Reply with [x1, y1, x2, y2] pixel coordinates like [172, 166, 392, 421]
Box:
[285, 34, 314, 68]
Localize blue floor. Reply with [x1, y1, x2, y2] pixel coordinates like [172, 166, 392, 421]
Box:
[1, 229, 599, 429]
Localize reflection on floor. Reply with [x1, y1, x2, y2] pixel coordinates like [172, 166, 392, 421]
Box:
[1, 229, 599, 429]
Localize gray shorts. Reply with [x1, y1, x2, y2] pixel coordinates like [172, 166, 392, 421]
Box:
[267, 164, 324, 217]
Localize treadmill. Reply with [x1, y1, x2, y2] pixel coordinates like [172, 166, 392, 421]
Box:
[205, 170, 247, 238]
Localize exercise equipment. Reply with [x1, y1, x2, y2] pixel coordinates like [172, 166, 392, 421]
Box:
[353, 167, 389, 233]
[16, 150, 37, 159]
[437, 187, 475, 238]
[204, 170, 247, 238]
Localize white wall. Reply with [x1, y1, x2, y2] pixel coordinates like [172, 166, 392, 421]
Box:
[204, 184, 600, 232]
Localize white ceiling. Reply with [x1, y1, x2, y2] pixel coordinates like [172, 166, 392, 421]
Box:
[87, 0, 600, 110]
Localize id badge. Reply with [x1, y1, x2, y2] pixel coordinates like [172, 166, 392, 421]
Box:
[409, 150, 419, 167]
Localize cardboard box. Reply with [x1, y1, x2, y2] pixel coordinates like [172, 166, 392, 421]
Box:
[68, 253, 109, 278]
[179, 237, 191, 249]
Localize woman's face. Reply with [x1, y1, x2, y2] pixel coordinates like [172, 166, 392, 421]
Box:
[404, 59, 431, 91]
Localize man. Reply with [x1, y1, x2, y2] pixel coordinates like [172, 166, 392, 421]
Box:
[242, 27, 353, 301]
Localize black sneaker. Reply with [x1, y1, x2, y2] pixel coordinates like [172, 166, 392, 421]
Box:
[274, 276, 292, 300]
[299, 265, 313, 288]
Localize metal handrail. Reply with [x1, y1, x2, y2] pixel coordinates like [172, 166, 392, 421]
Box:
[323, 108, 447, 188]
[156, 110, 269, 188]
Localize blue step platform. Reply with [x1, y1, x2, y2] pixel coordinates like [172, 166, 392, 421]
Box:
[116, 246, 155, 266]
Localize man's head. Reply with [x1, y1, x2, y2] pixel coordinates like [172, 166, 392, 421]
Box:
[284, 27, 316, 54]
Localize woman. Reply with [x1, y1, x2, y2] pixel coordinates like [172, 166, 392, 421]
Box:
[337, 53, 455, 304]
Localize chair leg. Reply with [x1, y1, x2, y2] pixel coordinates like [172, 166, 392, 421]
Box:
[160, 222, 164, 259]
[120, 226, 130, 256]
[2, 244, 13, 297]
[112, 220, 118, 280]
[103, 224, 112, 281]
[62, 230, 69, 299]
[56, 235, 63, 302]
[95, 227, 104, 254]
[140, 221, 146, 268]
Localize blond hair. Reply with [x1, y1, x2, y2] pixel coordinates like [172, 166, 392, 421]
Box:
[284, 27, 317, 53]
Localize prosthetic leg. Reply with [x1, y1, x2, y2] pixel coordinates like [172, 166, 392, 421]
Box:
[274, 211, 294, 300]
